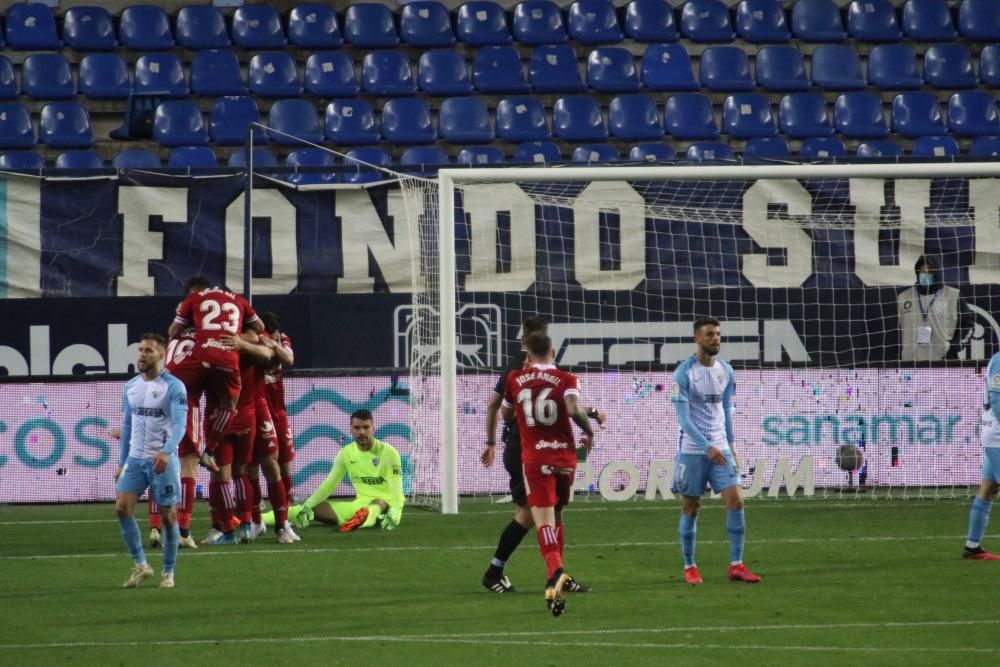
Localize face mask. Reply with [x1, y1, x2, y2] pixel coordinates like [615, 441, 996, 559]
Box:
[918, 273, 935, 286]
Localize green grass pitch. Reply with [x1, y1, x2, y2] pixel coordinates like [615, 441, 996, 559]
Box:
[1, 497, 998, 666]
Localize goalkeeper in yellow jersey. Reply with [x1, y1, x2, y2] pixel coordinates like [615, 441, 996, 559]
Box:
[266, 409, 404, 532]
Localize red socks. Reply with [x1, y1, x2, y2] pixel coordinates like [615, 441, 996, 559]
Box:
[537, 524, 563, 579]
[178, 477, 194, 533]
[210, 480, 235, 533]
[555, 521, 564, 556]
[234, 474, 253, 524]
[250, 474, 263, 524]
[148, 499, 161, 530]
[267, 477, 288, 528]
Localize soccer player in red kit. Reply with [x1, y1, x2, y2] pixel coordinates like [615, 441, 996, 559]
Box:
[259, 312, 296, 501]
[501, 332, 594, 617]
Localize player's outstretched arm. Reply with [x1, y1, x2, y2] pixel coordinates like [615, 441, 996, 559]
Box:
[566, 395, 595, 450]
[300, 451, 348, 514]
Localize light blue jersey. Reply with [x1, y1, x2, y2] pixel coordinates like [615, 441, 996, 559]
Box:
[119, 371, 188, 465]
[670, 355, 735, 455]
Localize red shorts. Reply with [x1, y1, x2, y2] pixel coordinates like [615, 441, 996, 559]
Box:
[252, 397, 279, 463]
[214, 439, 234, 467]
[272, 410, 291, 446]
[523, 461, 575, 510]
[177, 401, 201, 458]
[228, 428, 254, 466]
[229, 402, 256, 434]
[200, 364, 241, 405]
[168, 356, 205, 401]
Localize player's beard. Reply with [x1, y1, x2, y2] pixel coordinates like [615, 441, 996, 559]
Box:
[700, 342, 720, 357]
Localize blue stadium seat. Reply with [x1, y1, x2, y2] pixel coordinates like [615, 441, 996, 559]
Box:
[0, 57, 17, 99]
[609, 94, 663, 141]
[699, 47, 754, 92]
[267, 99, 322, 145]
[680, 0, 735, 43]
[664, 94, 719, 139]
[834, 92, 890, 139]
[79, 54, 130, 99]
[40, 103, 93, 148]
[418, 50, 473, 95]
[912, 135, 960, 157]
[305, 52, 359, 97]
[439, 97, 493, 143]
[891, 92, 946, 138]
[112, 149, 161, 169]
[629, 142, 676, 161]
[779, 93, 834, 138]
[55, 150, 103, 169]
[324, 99, 379, 144]
[868, 45, 921, 90]
[744, 137, 791, 158]
[381, 98, 437, 144]
[736, 0, 791, 43]
[249, 53, 302, 98]
[227, 148, 277, 169]
[285, 148, 336, 185]
[553, 96, 608, 141]
[959, 0, 1000, 41]
[856, 140, 902, 158]
[134, 55, 188, 98]
[686, 142, 735, 162]
[641, 44, 698, 91]
[473, 46, 529, 93]
[530, 45, 587, 93]
[119, 6, 173, 50]
[190, 50, 246, 97]
[755, 46, 809, 92]
[176, 6, 229, 49]
[168, 146, 218, 168]
[799, 136, 847, 158]
[572, 144, 620, 163]
[847, 0, 902, 42]
[902, 0, 957, 41]
[513, 140, 562, 163]
[625, 0, 679, 43]
[153, 101, 206, 147]
[232, 5, 286, 49]
[400, 146, 451, 176]
[923, 45, 977, 89]
[21, 54, 75, 100]
[587, 47, 641, 93]
[457, 1, 513, 45]
[811, 46, 865, 90]
[363, 51, 417, 96]
[211, 96, 266, 146]
[948, 91, 1000, 137]
[568, 0, 624, 44]
[344, 3, 400, 47]
[512, 1, 569, 44]
[457, 146, 507, 165]
[63, 6, 116, 51]
[0, 152, 44, 170]
[791, 0, 847, 42]
[982, 45, 1000, 87]
[723, 94, 778, 138]
[496, 97, 549, 141]
[970, 136, 1000, 157]
[289, 4, 343, 49]
[5, 3, 61, 49]
[343, 148, 392, 184]
[401, 1, 456, 47]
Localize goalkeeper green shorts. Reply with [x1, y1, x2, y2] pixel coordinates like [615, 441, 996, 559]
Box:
[323, 496, 401, 526]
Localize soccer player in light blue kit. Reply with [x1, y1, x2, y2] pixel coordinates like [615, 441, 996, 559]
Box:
[670, 316, 761, 584]
[962, 352, 1000, 560]
[116, 333, 188, 588]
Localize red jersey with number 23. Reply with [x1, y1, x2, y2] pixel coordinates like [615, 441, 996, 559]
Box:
[502, 364, 580, 469]
[173, 287, 260, 370]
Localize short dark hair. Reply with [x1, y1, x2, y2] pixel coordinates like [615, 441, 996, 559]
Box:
[521, 315, 548, 338]
[185, 275, 210, 292]
[261, 312, 281, 334]
[351, 409, 373, 422]
[524, 332, 552, 358]
[139, 333, 166, 347]
[693, 316, 720, 334]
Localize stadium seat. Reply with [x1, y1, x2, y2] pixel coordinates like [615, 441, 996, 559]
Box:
[0, 57, 16, 99]
[79, 54, 129, 100]
[530, 45, 587, 93]
[249, 53, 302, 98]
[867, 45, 921, 90]
[847, 0, 902, 42]
[324, 99, 379, 145]
[496, 97, 550, 141]
[458, 146, 507, 165]
[608, 95, 663, 141]
[680, 0, 735, 43]
[624, 0, 679, 42]
[39, 103, 93, 148]
[923, 45, 978, 89]
[811, 46, 865, 91]
[799, 136, 847, 158]
[112, 149, 161, 169]
[342, 148, 392, 184]
[686, 142, 735, 162]
[5, 3, 61, 49]
[439, 97, 493, 143]
[891, 92, 946, 138]
[305, 52, 359, 97]
[362, 51, 417, 96]
[744, 137, 791, 158]
[755, 47, 809, 92]
[553, 96, 608, 141]
[232, 5, 286, 49]
[227, 148, 277, 169]
[176, 6, 229, 49]
[779, 93, 834, 138]
[587, 47, 641, 93]
[513, 140, 562, 163]
[512, 1, 569, 44]
[629, 142, 676, 161]
[791, 0, 847, 42]
[55, 150, 103, 169]
[119, 6, 173, 50]
[736, 0, 791, 43]
[418, 50, 474, 95]
[0, 152, 44, 170]
[457, 1, 513, 45]
[381, 98, 437, 144]
[572, 144, 620, 163]
[401, 1, 456, 47]
[902, 0, 957, 41]
[190, 50, 246, 97]
[568, 0, 624, 44]
[948, 91, 1000, 137]
[400, 146, 451, 176]
[834, 93, 890, 139]
[641, 44, 698, 91]
[982, 45, 1000, 88]
[699, 47, 754, 92]
[723, 94, 778, 138]
[210, 96, 266, 146]
[63, 6, 116, 51]
[168, 146, 218, 168]
[153, 101, 206, 147]
[958, 0, 1000, 41]
[856, 140, 902, 158]
[473, 46, 530, 93]
[912, 135, 960, 157]
[344, 3, 400, 47]
[21, 54, 75, 100]
[288, 4, 343, 49]
[267, 99, 322, 145]
[285, 148, 336, 185]
[970, 136, 1000, 157]
[664, 94, 720, 139]
[134, 55, 188, 98]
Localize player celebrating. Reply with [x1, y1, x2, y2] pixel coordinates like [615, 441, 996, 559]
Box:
[115, 334, 187, 589]
[259, 312, 296, 502]
[501, 333, 594, 616]
[163, 327, 204, 549]
[961, 350, 1000, 560]
[670, 316, 760, 585]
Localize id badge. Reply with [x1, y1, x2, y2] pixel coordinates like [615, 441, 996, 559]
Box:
[916, 325, 932, 346]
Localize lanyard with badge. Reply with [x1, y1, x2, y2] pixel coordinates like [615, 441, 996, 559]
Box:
[916, 291, 937, 346]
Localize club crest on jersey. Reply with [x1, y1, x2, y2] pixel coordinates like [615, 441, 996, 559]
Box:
[992, 374, 1000, 387]
[372, 457, 380, 467]
[670, 382, 680, 399]
[152, 390, 162, 399]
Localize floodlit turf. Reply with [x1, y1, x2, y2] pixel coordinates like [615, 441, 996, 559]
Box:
[0, 497, 998, 666]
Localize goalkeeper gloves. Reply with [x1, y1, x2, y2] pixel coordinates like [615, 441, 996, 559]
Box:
[379, 506, 402, 531]
[292, 504, 314, 529]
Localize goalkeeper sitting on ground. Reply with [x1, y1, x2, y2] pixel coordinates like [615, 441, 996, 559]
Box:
[265, 408, 404, 532]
